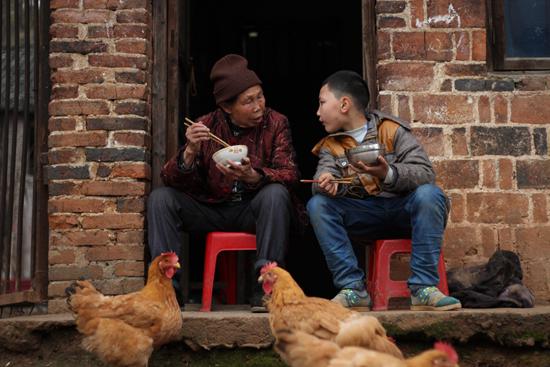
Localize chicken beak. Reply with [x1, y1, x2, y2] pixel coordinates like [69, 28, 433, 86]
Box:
[258, 274, 264, 283]
[174, 262, 181, 269]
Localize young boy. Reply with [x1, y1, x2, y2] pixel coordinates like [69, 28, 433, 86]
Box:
[307, 70, 461, 311]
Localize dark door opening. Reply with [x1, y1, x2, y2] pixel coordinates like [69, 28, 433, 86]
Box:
[182, 0, 363, 299]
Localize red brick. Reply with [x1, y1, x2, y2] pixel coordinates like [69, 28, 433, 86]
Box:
[410, 0, 425, 28]
[116, 39, 147, 54]
[49, 149, 85, 164]
[114, 100, 148, 116]
[440, 79, 452, 92]
[49, 198, 113, 213]
[116, 9, 148, 23]
[511, 95, 550, 124]
[522, 260, 550, 301]
[434, 160, 479, 189]
[52, 85, 79, 99]
[377, 31, 391, 61]
[48, 281, 74, 297]
[443, 226, 480, 261]
[117, 197, 145, 213]
[117, 230, 144, 244]
[113, 132, 149, 147]
[50, 55, 74, 69]
[451, 128, 468, 155]
[532, 193, 548, 223]
[481, 160, 496, 188]
[51, 9, 112, 24]
[397, 95, 411, 122]
[478, 95, 490, 123]
[111, 163, 151, 179]
[427, 0, 485, 28]
[81, 181, 147, 196]
[515, 226, 550, 259]
[81, 213, 144, 229]
[454, 31, 470, 61]
[93, 278, 144, 296]
[88, 54, 147, 69]
[393, 32, 425, 60]
[50, 24, 79, 38]
[87, 25, 113, 38]
[497, 227, 515, 251]
[50, 40, 108, 54]
[49, 181, 81, 196]
[49, 249, 76, 265]
[49, 265, 104, 281]
[51, 230, 111, 246]
[113, 24, 148, 38]
[425, 32, 453, 61]
[49, 214, 80, 229]
[481, 227, 497, 257]
[448, 193, 465, 223]
[412, 127, 444, 157]
[515, 77, 549, 91]
[379, 16, 406, 28]
[114, 261, 145, 277]
[49, 131, 108, 147]
[472, 30, 486, 61]
[499, 158, 514, 190]
[50, 0, 80, 8]
[494, 95, 508, 124]
[443, 63, 487, 77]
[115, 70, 145, 84]
[467, 193, 529, 224]
[83, 0, 110, 9]
[49, 100, 110, 116]
[378, 62, 435, 91]
[413, 95, 475, 124]
[84, 0, 148, 10]
[49, 117, 77, 131]
[376, 1, 407, 14]
[52, 69, 105, 84]
[85, 84, 147, 100]
[86, 245, 144, 261]
[377, 94, 392, 114]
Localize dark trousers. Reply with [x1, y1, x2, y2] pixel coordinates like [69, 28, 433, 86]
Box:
[147, 183, 292, 273]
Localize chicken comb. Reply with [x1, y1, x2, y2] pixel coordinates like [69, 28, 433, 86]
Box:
[160, 251, 178, 261]
[434, 342, 458, 363]
[260, 261, 278, 275]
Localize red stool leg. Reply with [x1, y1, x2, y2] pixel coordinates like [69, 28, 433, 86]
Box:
[219, 251, 238, 304]
[437, 252, 449, 295]
[200, 234, 219, 312]
[371, 240, 393, 311]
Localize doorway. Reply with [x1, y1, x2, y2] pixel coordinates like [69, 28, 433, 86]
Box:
[176, 0, 364, 300]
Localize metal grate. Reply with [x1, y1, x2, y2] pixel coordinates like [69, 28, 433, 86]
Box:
[0, 0, 49, 308]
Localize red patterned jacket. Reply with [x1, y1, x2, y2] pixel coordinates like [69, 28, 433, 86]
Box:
[161, 108, 301, 204]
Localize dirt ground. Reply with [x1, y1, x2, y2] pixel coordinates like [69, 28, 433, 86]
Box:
[1, 331, 549, 367]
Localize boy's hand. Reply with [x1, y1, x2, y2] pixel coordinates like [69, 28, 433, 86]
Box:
[350, 155, 389, 180]
[318, 172, 338, 196]
[216, 157, 262, 184]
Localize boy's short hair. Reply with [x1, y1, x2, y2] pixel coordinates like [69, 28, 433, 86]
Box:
[322, 70, 370, 111]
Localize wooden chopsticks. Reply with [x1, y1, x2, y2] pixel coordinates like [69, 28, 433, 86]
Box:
[300, 178, 354, 184]
[184, 117, 231, 148]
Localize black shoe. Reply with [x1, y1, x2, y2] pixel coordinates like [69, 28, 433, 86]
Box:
[250, 291, 267, 313]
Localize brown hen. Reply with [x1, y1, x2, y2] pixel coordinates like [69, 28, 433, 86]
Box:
[66, 252, 183, 367]
[258, 263, 403, 359]
[275, 329, 459, 367]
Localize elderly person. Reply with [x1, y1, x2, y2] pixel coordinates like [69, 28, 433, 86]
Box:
[147, 54, 300, 312]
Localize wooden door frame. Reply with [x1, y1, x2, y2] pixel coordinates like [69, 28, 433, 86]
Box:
[362, 0, 378, 110]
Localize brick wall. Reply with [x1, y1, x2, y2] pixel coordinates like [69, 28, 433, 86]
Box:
[47, 0, 151, 312]
[376, 0, 550, 302]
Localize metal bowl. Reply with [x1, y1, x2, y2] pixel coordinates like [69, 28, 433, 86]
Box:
[345, 142, 385, 165]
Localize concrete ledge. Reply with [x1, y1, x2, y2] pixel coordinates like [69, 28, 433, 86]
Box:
[1, 306, 549, 352]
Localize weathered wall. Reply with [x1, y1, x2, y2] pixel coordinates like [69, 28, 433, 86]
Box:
[376, 0, 550, 302]
[47, 0, 151, 312]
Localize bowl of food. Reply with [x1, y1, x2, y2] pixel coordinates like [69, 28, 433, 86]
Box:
[345, 142, 385, 166]
[212, 145, 248, 166]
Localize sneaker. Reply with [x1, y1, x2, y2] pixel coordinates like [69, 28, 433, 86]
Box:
[410, 286, 462, 311]
[331, 289, 371, 311]
[250, 291, 267, 313]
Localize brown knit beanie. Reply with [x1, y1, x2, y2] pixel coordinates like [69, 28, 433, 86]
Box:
[210, 54, 262, 105]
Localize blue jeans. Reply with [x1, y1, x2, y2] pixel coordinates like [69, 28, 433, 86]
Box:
[307, 184, 448, 292]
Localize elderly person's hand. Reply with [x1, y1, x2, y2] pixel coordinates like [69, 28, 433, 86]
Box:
[182, 121, 210, 166]
[349, 155, 389, 180]
[216, 157, 262, 184]
[318, 172, 339, 196]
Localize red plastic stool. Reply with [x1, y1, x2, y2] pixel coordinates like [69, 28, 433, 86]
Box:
[367, 239, 449, 311]
[200, 232, 256, 312]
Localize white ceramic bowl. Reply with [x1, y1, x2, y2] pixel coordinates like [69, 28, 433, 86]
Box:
[212, 145, 248, 166]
